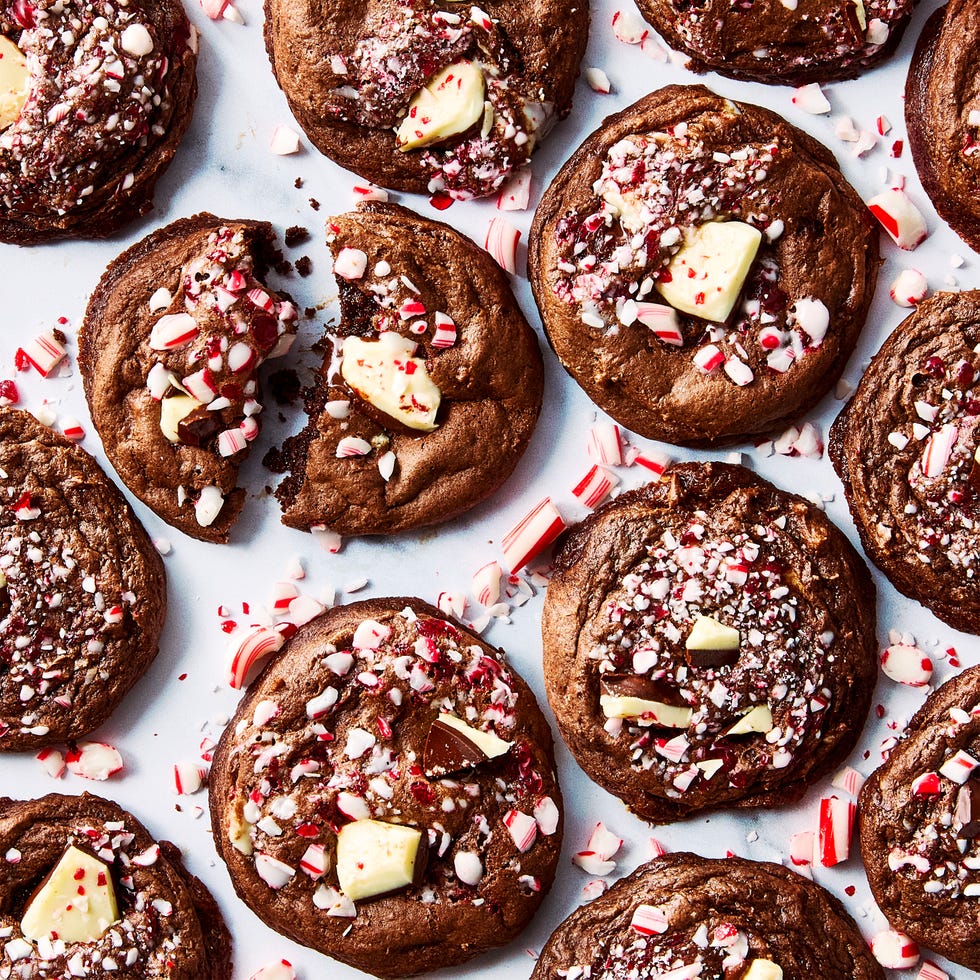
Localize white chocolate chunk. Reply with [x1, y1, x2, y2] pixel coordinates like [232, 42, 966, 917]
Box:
[336, 820, 424, 900]
[21, 846, 119, 943]
[159, 394, 202, 443]
[437, 713, 512, 759]
[600, 695, 692, 728]
[656, 221, 762, 323]
[341, 333, 440, 432]
[0, 37, 29, 132]
[727, 704, 774, 736]
[228, 810, 254, 855]
[685, 615, 740, 650]
[852, 0, 867, 29]
[396, 61, 485, 151]
[743, 962, 783, 980]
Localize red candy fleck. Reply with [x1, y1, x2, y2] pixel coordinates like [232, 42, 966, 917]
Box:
[220, 620, 238, 634]
[429, 191, 453, 211]
[410, 781, 436, 806]
[0, 380, 18, 405]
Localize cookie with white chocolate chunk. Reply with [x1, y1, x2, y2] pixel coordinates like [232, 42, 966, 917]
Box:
[79, 214, 298, 544]
[209, 597, 563, 978]
[270, 202, 543, 536]
[532, 853, 885, 980]
[0, 0, 198, 244]
[0, 792, 231, 978]
[261, 0, 589, 200]
[0, 409, 165, 750]
[859, 665, 980, 971]
[529, 85, 879, 447]
[830, 291, 980, 633]
[542, 462, 877, 823]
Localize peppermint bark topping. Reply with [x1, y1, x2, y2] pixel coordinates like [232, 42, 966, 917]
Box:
[551, 124, 831, 388]
[225, 608, 556, 916]
[589, 517, 834, 798]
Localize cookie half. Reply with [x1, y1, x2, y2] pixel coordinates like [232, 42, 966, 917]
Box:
[542, 462, 877, 823]
[262, 0, 588, 200]
[830, 290, 980, 633]
[532, 853, 884, 979]
[859, 665, 980, 971]
[80, 214, 298, 544]
[0, 0, 197, 244]
[906, 0, 980, 253]
[632, 0, 915, 85]
[0, 793, 231, 978]
[529, 84, 879, 447]
[0, 409, 166, 750]
[270, 203, 543, 536]
[209, 597, 563, 978]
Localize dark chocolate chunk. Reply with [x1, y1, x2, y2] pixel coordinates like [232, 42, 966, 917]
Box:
[423, 718, 487, 777]
[600, 674, 688, 707]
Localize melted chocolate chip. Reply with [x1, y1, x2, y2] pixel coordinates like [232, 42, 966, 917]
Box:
[600, 673, 687, 706]
[685, 647, 739, 668]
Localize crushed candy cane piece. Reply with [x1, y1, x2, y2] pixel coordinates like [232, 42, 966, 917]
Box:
[65, 742, 123, 780]
[890, 268, 927, 307]
[817, 795, 855, 867]
[867, 188, 928, 250]
[173, 761, 206, 795]
[269, 125, 300, 155]
[485, 217, 520, 274]
[501, 497, 566, 572]
[791, 83, 830, 114]
[870, 930, 920, 970]
[585, 67, 611, 93]
[880, 644, 933, 686]
[227, 626, 285, 689]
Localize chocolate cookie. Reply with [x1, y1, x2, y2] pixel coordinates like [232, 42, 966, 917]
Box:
[532, 853, 884, 979]
[632, 0, 915, 85]
[529, 85, 879, 447]
[209, 597, 563, 978]
[261, 0, 589, 200]
[0, 409, 165, 751]
[0, 793, 231, 978]
[859, 665, 980, 971]
[80, 214, 298, 544]
[271, 203, 543, 536]
[541, 462, 877, 824]
[0, 0, 197, 244]
[830, 290, 980, 633]
[906, 0, 980, 253]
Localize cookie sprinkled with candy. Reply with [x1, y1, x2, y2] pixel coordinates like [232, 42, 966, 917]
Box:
[831, 290, 980, 633]
[0, 793, 231, 978]
[209, 597, 562, 977]
[0, 0, 198, 243]
[0, 409, 165, 750]
[80, 214, 297, 544]
[542, 462, 877, 823]
[531, 854, 885, 980]
[530, 85, 878, 447]
[860, 664, 980, 972]
[263, 0, 588, 200]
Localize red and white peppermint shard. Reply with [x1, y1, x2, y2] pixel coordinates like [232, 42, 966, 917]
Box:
[431, 312, 457, 349]
[227, 626, 285, 689]
[471, 561, 502, 607]
[919, 423, 958, 479]
[916, 960, 950, 980]
[336, 436, 372, 458]
[880, 644, 933, 686]
[788, 831, 814, 869]
[248, 961, 296, 980]
[693, 344, 724, 373]
[149, 313, 198, 351]
[628, 447, 672, 477]
[485, 217, 520, 274]
[911, 771, 941, 796]
[299, 843, 329, 879]
[334, 248, 368, 281]
[630, 903, 669, 935]
[611, 8, 647, 43]
[867, 188, 928, 250]
[939, 749, 980, 784]
[636, 303, 682, 346]
[173, 761, 206, 795]
[586, 822, 623, 860]
[496, 168, 532, 211]
[269, 124, 300, 155]
[830, 766, 866, 797]
[65, 742, 124, 781]
[791, 83, 831, 114]
[533, 796, 560, 836]
[501, 497, 566, 572]
[890, 268, 927, 307]
[351, 185, 389, 204]
[60, 417, 84, 442]
[35, 747, 65, 779]
[816, 795, 855, 867]
[571, 464, 619, 508]
[255, 853, 295, 890]
[584, 67, 611, 93]
[870, 929, 920, 969]
[587, 422, 623, 465]
[503, 809, 538, 852]
[20, 331, 67, 377]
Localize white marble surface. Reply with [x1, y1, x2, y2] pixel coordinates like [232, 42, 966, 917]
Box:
[1, 0, 977, 976]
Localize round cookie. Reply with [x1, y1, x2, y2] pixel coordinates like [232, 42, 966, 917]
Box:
[859, 665, 980, 972]
[541, 462, 878, 823]
[0, 409, 166, 751]
[209, 597, 563, 978]
[261, 0, 589, 200]
[80, 214, 298, 544]
[270, 203, 544, 536]
[0, 0, 197, 244]
[0, 792, 231, 978]
[631, 0, 915, 85]
[532, 853, 884, 979]
[830, 290, 980, 633]
[906, 0, 980, 254]
[529, 84, 879, 447]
